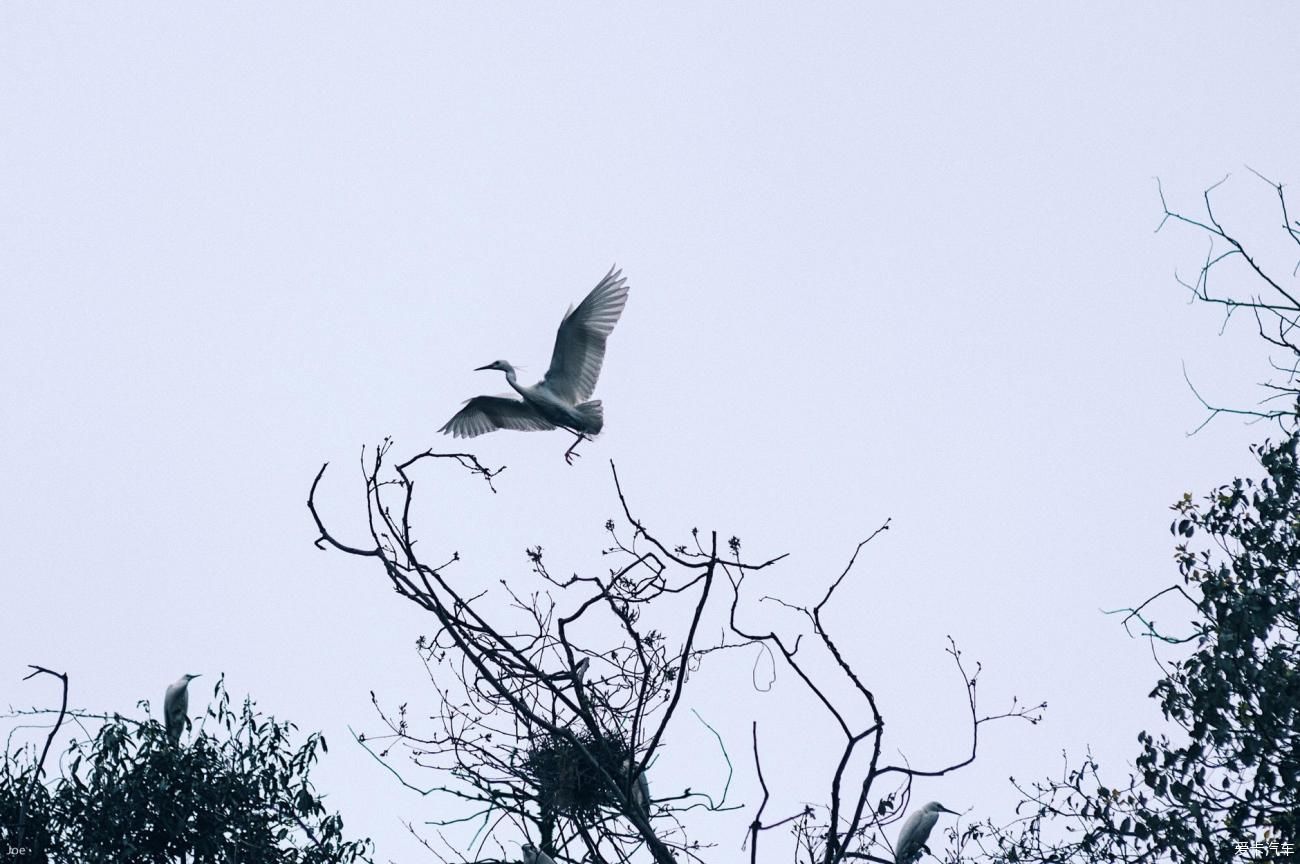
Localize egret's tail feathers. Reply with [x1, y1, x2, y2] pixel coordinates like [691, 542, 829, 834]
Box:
[575, 400, 604, 435]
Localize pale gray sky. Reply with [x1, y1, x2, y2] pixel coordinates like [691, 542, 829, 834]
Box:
[3, 4, 1298, 861]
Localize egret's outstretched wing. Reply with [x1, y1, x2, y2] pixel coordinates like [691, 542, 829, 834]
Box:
[541, 266, 629, 404]
[439, 396, 556, 438]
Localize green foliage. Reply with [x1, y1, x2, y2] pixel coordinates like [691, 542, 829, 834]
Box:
[1, 677, 372, 864]
[1144, 435, 1300, 837]
[1, 750, 57, 862]
[964, 432, 1300, 864]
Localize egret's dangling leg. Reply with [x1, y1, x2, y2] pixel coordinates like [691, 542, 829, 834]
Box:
[564, 432, 589, 465]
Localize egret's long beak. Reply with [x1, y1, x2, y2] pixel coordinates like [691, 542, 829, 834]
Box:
[474, 363, 494, 371]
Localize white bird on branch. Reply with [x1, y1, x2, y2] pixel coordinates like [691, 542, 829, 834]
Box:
[164, 673, 200, 745]
[440, 266, 630, 465]
[622, 757, 651, 816]
[894, 801, 958, 864]
[573, 657, 590, 686]
[520, 842, 557, 864]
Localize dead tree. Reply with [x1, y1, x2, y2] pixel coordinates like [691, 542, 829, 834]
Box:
[308, 443, 1040, 863]
[728, 528, 1043, 864]
[1157, 169, 1300, 432]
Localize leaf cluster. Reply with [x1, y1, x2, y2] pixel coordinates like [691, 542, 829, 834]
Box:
[959, 393, 1300, 864]
[1, 677, 372, 864]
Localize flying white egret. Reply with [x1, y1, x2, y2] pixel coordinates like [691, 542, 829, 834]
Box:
[164, 673, 200, 745]
[622, 757, 651, 815]
[520, 842, 557, 864]
[894, 801, 959, 864]
[440, 266, 630, 464]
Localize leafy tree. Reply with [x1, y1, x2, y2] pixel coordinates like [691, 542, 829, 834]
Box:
[1, 752, 56, 863]
[957, 174, 1300, 864]
[962, 430, 1300, 863]
[1, 674, 372, 864]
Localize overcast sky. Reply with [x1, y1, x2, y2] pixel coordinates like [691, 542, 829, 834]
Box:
[3, 4, 1299, 861]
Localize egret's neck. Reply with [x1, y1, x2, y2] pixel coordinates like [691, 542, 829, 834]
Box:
[501, 365, 523, 393]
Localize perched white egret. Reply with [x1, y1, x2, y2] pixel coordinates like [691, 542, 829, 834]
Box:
[633, 768, 651, 814]
[622, 757, 651, 815]
[440, 266, 630, 464]
[520, 842, 557, 864]
[573, 657, 590, 685]
[894, 801, 958, 864]
[164, 673, 200, 745]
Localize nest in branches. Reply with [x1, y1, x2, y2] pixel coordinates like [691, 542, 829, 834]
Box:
[523, 732, 630, 818]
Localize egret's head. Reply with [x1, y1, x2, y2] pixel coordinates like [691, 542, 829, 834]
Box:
[184, 674, 201, 683]
[474, 360, 513, 373]
[926, 801, 958, 816]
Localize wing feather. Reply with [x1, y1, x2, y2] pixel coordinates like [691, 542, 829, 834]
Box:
[439, 396, 556, 438]
[541, 266, 629, 404]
